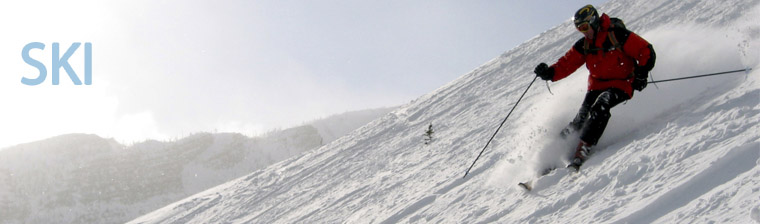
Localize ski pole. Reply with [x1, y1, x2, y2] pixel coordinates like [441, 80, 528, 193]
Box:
[464, 76, 538, 179]
[648, 67, 752, 84]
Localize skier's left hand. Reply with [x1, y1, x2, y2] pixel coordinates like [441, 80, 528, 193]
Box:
[632, 76, 647, 91]
[632, 66, 649, 91]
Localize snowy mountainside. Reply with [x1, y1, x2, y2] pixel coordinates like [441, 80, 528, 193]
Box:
[0, 108, 391, 224]
[131, 0, 760, 223]
[311, 107, 397, 143]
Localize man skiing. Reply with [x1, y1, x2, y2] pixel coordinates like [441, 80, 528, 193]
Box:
[534, 5, 656, 170]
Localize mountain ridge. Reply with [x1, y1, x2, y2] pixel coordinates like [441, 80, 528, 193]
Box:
[0, 108, 392, 224]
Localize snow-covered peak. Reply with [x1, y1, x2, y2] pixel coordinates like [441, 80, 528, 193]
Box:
[131, 0, 760, 223]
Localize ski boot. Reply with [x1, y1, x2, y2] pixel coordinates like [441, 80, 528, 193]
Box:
[567, 140, 591, 172]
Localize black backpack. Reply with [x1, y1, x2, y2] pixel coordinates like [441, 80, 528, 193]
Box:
[582, 18, 628, 54]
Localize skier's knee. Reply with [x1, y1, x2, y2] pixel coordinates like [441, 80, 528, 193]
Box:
[589, 109, 610, 121]
[594, 91, 612, 108]
[589, 92, 612, 117]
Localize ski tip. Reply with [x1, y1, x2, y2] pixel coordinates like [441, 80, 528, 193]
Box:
[518, 182, 532, 191]
[746, 67, 753, 74]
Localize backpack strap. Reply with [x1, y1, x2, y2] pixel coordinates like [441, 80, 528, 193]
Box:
[583, 39, 591, 54]
[582, 30, 623, 54]
[608, 31, 622, 51]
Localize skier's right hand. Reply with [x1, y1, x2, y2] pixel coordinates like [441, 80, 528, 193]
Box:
[534, 63, 554, 81]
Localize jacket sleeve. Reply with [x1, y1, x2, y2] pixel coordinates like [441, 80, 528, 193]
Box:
[623, 32, 656, 72]
[550, 39, 586, 82]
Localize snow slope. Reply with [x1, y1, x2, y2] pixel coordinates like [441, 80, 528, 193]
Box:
[0, 108, 391, 224]
[131, 0, 760, 223]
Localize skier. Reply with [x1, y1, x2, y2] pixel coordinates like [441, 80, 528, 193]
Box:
[533, 5, 656, 170]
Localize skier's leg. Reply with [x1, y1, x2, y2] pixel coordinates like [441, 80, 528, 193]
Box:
[569, 89, 628, 170]
[579, 88, 629, 145]
[561, 91, 602, 138]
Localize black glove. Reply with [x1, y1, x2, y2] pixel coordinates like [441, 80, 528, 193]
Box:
[534, 63, 554, 81]
[632, 76, 647, 91]
[632, 66, 649, 91]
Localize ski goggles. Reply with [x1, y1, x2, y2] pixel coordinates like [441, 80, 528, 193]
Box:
[576, 22, 591, 33]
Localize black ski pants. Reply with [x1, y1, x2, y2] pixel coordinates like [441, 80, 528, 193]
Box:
[566, 88, 629, 145]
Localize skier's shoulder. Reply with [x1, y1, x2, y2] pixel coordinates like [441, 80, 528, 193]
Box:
[607, 17, 630, 34]
[572, 37, 586, 53]
[607, 17, 632, 45]
[608, 17, 627, 31]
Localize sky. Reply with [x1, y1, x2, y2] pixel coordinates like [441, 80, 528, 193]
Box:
[0, 0, 609, 148]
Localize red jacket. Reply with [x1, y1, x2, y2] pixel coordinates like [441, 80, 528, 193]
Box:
[550, 14, 655, 98]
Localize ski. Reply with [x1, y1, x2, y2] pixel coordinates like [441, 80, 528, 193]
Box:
[517, 165, 581, 192]
[518, 182, 532, 191]
[519, 134, 588, 191]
